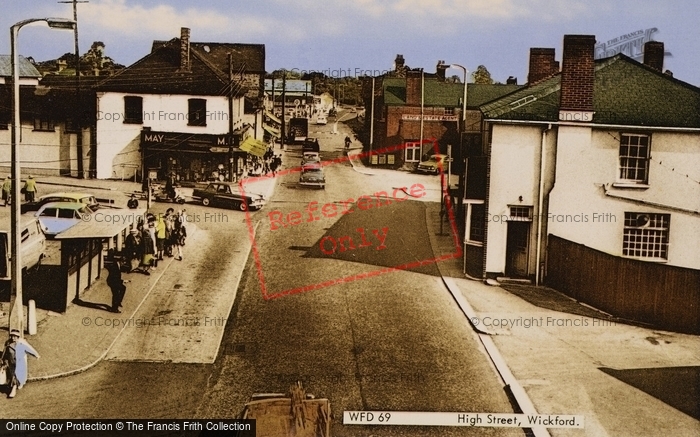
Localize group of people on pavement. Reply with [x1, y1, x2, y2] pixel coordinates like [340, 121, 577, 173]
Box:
[2, 175, 38, 206]
[249, 150, 282, 177]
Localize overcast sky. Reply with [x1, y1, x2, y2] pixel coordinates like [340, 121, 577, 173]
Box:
[2, 0, 699, 86]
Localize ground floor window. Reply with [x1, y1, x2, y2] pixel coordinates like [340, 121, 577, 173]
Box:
[405, 141, 421, 162]
[623, 212, 670, 260]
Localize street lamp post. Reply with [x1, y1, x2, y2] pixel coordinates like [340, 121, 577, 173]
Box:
[450, 64, 468, 132]
[10, 17, 75, 335]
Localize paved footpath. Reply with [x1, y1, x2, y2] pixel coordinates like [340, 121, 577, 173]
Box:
[0, 173, 277, 379]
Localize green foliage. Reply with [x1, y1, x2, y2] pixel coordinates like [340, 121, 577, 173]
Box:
[471, 65, 494, 84]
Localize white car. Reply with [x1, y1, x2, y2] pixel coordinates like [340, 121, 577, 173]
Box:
[316, 115, 327, 125]
[35, 202, 90, 237]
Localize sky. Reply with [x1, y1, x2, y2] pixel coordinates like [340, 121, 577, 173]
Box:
[2, 0, 699, 86]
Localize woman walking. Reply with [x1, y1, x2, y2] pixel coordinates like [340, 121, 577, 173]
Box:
[172, 211, 187, 261]
[2, 329, 40, 399]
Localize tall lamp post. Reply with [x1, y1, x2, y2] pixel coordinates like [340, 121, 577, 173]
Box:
[10, 17, 75, 335]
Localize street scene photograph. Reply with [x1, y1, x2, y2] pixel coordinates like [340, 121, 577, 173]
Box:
[0, 1, 698, 436]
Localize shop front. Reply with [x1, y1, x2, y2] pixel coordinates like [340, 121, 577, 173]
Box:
[141, 130, 248, 183]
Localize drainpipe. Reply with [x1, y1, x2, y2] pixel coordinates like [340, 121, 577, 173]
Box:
[535, 124, 551, 286]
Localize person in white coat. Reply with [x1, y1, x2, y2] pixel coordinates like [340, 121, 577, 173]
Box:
[2, 329, 40, 398]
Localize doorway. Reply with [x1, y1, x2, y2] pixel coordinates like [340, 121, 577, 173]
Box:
[505, 220, 530, 278]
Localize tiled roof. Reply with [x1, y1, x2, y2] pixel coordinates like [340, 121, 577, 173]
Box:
[382, 77, 522, 108]
[97, 39, 230, 95]
[0, 55, 41, 78]
[152, 40, 265, 73]
[481, 54, 700, 128]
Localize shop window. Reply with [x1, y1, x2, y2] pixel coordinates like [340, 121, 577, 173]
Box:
[124, 96, 143, 124]
[188, 98, 207, 126]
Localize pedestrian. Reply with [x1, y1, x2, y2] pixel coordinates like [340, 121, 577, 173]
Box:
[155, 214, 167, 261]
[172, 212, 187, 261]
[106, 256, 129, 313]
[2, 329, 39, 399]
[140, 219, 156, 274]
[164, 208, 175, 257]
[127, 194, 139, 209]
[23, 175, 37, 202]
[2, 175, 11, 207]
[124, 228, 141, 273]
[345, 135, 351, 149]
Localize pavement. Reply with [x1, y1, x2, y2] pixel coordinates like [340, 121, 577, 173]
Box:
[348, 150, 700, 436]
[0, 171, 278, 381]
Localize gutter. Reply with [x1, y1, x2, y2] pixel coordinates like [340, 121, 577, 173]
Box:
[601, 184, 700, 216]
[484, 118, 700, 133]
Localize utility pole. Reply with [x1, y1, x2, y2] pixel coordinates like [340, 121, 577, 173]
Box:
[59, 0, 89, 178]
[281, 73, 286, 149]
[228, 53, 234, 181]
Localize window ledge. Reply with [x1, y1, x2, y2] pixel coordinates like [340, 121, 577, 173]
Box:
[612, 182, 650, 189]
[622, 256, 667, 263]
[123, 120, 143, 125]
[33, 129, 55, 132]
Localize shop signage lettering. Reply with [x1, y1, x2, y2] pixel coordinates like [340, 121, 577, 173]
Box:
[143, 134, 164, 143]
[401, 114, 459, 122]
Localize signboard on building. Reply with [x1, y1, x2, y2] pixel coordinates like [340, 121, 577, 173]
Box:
[239, 137, 268, 157]
[558, 111, 594, 122]
[401, 114, 459, 122]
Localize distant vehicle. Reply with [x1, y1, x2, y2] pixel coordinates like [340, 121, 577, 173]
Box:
[299, 163, 325, 189]
[416, 154, 448, 175]
[35, 202, 90, 237]
[302, 138, 320, 153]
[192, 182, 265, 211]
[301, 151, 321, 166]
[287, 117, 309, 144]
[316, 115, 327, 125]
[0, 217, 46, 279]
[22, 192, 99, 214]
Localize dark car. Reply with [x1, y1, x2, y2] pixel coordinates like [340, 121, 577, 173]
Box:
[302, 138, 320, 153]
[192, 182, 265, 211]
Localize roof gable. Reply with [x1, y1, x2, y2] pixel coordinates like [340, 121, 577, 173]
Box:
[97, 40, 229, 95]
[152, 40, 265, 73]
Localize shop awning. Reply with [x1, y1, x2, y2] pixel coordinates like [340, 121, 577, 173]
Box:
[55, 208, 147, 239]
[264, 110, 281, 124]
[239, 137, 268, 157]
[263, 124, 281, 138]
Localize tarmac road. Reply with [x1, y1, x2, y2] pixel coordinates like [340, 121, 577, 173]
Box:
[196, 122, 524, 436]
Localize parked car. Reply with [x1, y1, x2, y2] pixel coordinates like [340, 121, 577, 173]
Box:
[192, 182, 265, 211]
[299, 163, 325, 189]
[301, 151, 321, 166]
[0, 217, 46, 279]
[316, 115, 327, 125]
[34, 202, 90, 237]
[302, 137, 320, 153]
[416, 154, 448, 175]
[22, 192, 99, 214]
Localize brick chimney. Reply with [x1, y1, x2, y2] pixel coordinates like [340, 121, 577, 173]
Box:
[394, 54, 405, 72]
[179, 27, 191, 72]
[528, 48, 559, 85]
[436, 60, 447, 81]
[643, 41, 664, 72]
[406, 70, 423, 106]
[559, 35, 596, 116]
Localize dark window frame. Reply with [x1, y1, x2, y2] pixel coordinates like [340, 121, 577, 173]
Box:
[124, 96, 144, 124]
[188, 98, 207, 126]
[33, 117, 55, 132]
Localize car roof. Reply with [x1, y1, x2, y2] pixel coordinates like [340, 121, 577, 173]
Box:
[38, 202, 88, 210]
[40, 192, 95, 200]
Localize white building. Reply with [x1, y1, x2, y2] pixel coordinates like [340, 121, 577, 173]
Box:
[468, 36, 700, 333]
[95, 28, 264, 181]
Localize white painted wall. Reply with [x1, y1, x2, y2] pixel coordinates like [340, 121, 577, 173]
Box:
[95, 92, 243, 179]
[485, 124, 544, 275]
[549, 127, 700, 269]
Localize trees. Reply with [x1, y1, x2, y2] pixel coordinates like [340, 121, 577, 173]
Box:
[471, 65, 494, 84]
